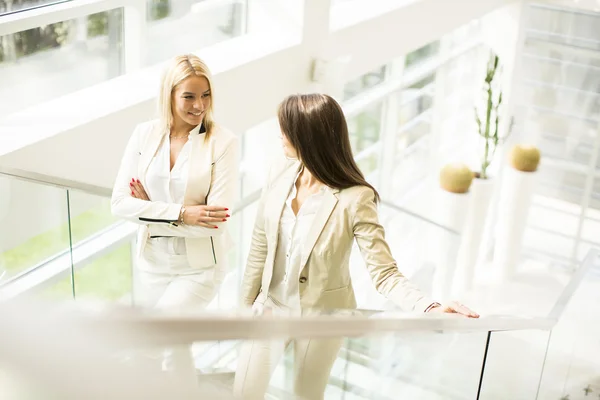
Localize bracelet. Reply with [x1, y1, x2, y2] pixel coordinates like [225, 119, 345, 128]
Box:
[178, 205, 186, 225]
[425, 302, 442, 313]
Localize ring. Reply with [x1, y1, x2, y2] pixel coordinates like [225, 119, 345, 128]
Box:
[207, 210, 211, 217]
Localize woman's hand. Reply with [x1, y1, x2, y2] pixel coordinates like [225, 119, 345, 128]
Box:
[427, 301, 479, 318]
[130, 179, 150, 200]
[183, 205, 230, 228]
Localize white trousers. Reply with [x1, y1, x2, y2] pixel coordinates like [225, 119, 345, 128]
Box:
[134, 237, 224, 388]
[233, 297, 343, 400]
[136, 237, 224, 310]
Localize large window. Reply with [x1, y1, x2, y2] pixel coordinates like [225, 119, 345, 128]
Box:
[0, 0, 248, 119]
[143, 0, 247, 64]
[0, 8, 124, 117]
[516, 4, 600, 267]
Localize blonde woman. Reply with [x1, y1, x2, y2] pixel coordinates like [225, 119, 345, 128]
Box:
[234, 94, 477, 399]
[111, 54, 238, 312]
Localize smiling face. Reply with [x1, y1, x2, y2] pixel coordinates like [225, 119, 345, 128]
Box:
[171, 75, 211, 132]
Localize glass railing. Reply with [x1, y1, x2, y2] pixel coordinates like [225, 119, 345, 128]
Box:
[0, 169, 460, 311]
[0, 171, 135, 302]
[0, 169, 598, 399]
[0, 301, 559, 399]
[2, 248, 597, 399]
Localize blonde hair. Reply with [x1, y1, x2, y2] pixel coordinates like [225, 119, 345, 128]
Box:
[158, 54, 215, 138]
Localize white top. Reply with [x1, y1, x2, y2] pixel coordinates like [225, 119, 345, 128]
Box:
[145, 130, 194, 254]
[269, 169, 328, 308]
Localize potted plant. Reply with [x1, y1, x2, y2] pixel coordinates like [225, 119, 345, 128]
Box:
[455, 51, 512, 292]
[474, 52, 513, 180]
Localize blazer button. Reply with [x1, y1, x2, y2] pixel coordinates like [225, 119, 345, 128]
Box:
[299, 277, 307, 283]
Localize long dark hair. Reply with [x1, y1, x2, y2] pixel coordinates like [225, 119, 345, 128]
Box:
[277, 93, 380, 202]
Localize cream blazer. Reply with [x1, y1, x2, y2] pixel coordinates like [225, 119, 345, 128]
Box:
[111, 119, 238, 271]
[241, 157, 435, 313]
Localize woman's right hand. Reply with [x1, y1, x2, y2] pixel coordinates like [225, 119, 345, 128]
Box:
[183, 205, 230, 228]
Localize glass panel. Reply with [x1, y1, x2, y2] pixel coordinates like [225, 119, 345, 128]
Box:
[334, 331, 489, 399]
[521, 53, 600, 92]
[61, 190, 133, 303]
[71, 242, 134, 304]
[0, 176, 72, 285]
[343, 65, 387, 101]
[404, 41, 439, 72]
[0, 0, 70, 15]
[529, 5, 600, 47]
[527, 195, 580, 237]
[0, 8, 124, 118]
[375, 199, 460, 298]
[521, 83, 600, 121]
[211, 201, 259, 310]
[479, 330, 552, 399]
[536, 250, 600, 399]
[102, 311, 490, 400]
[67, 191, 119, 246]
[144, 0, 248, 64]
[536, 165, 586, 206]
[347, 102, 383, 154]
[518, 4, 600, 270]
[523, 226, 575, 262]
[527, 111, 596, 168]
[390, 75, 434, 198]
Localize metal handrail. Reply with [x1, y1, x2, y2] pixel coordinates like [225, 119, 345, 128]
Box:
[0, 166, 112, 197]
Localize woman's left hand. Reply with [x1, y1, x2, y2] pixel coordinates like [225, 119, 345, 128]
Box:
[427, 301, 479, 318]
[129, 178, 150, 201]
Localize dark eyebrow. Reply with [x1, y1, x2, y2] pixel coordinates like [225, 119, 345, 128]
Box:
[181, 90, 210, 96]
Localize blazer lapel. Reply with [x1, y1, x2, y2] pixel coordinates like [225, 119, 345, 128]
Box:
[300, 188, 339, 270]
[265, 161, 302, 236]
[139, 123, 166, 179]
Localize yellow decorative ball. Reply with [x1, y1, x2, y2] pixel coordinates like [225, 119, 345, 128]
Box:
[439, 163, 474, 194]
[509, 144, 541, 172]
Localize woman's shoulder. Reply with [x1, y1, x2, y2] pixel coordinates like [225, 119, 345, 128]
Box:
[338, 185, 376, 203]
[210, 124, 238, 145]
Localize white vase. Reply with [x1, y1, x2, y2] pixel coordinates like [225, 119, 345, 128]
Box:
[430, 188, 470, 301]
[454, 177, 495, 293]
[492, 168, 537, 282]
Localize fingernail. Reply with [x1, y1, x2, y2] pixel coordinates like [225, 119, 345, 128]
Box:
[136, 179, 140, 183]
[226, 214, 230, 217]
[224, 208, 229, 211]
[131, 178, 134, 182]
[129, 182, 133, 186]
[214, 226, 218, 229]
[131, 191, 134, 195]
[222, 219, 227, 221]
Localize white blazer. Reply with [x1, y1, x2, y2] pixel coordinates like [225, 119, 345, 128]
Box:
[111, 119, 239, 272]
